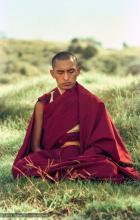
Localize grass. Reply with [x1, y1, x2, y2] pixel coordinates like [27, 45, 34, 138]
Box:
[0, 72, 140, 219]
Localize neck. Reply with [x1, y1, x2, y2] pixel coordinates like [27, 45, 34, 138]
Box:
[57, 87, 65, 94]
[57, 82, 77, 94]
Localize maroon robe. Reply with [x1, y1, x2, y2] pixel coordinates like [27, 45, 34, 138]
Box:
[12, 82, 140, 183]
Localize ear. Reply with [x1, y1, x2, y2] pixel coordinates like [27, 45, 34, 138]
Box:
[77, 67, 80, 76]
[50, 69, 55, 78]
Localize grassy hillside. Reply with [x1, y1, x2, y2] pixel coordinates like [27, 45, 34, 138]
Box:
[0, 39, 140, 79]
[0, 70, 140, 219]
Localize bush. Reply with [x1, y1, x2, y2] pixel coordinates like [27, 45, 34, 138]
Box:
[82, 45, 98, 59]
[92, 55, 118, 74]
[127, 64, 140, 75]
[16, 62, 39, 76]
[68, 38, 98, 59]
[68, 44, 83, 54]
[103, 58, 117, 73]
[78, 59, 90, 72]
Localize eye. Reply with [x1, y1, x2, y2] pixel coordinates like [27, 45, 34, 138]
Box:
[57, 71, 64, 75]
[68, 69, 75, 73]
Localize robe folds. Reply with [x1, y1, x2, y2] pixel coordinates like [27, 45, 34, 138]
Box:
[12, 82, 140, 183]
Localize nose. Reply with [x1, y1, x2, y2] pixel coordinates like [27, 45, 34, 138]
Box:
[63, 72, 69, 81]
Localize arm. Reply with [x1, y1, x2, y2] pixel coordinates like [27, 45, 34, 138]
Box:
[31, 101, 44, 153]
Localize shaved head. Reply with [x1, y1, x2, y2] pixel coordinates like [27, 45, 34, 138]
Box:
[52, 51, 78, 68]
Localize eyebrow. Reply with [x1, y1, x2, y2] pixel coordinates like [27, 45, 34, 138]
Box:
[56, 68, 75, 72]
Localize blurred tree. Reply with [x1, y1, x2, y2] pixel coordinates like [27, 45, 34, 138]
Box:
[68, 44, 83, 54]
[123, 42, 129, 49]
[71, 38, 79, 44]
[82, 45, 98, 59]
[128, 64, 140, 75]
[68, 38, 98, 58]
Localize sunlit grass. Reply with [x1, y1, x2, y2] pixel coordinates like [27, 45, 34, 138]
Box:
[79, 71, 140, 92]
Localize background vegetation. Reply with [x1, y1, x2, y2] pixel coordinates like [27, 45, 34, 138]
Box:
[0, 38, 140, 219]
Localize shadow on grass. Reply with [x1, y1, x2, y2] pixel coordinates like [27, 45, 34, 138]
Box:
[0, 174, 14, 185]
[0, 102, 33, 122]
[0, 137, 23, 158]
[84, 207, 140, 220]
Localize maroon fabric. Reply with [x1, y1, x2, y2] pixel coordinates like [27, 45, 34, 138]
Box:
[54, 132, 80, 148]
[12, 82, 140, 183]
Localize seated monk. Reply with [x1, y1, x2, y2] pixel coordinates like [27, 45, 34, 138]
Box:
[12, 51, 140, 183]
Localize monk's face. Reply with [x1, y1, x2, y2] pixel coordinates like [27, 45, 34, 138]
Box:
[50, 58, 80, 92]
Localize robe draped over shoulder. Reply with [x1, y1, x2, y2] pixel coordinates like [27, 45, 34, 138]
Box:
[12, 82, 140, 183]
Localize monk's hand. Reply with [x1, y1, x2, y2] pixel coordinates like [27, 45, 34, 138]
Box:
[32, 146, 42, 153]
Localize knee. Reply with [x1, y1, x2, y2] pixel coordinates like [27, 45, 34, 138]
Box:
[12, 158, 28, 178]
[101, 160, 118, 177]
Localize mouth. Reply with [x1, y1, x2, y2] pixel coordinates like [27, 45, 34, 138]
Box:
[63, 83, 72, 86]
